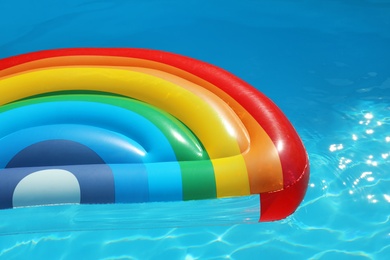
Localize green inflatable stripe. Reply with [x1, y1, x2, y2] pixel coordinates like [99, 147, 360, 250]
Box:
[180, 160, 216, 200]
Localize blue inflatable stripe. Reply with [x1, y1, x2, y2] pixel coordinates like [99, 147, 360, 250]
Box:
[110, 163, 149, 203]
[5, 140, 105, 168]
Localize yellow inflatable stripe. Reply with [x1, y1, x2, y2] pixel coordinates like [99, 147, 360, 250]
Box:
[212, 155, 250, 197]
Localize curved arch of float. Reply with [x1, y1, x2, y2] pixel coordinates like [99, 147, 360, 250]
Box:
[0, 48, 309, 221]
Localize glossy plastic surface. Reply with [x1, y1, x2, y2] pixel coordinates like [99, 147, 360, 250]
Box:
[0, 48, 309, 221]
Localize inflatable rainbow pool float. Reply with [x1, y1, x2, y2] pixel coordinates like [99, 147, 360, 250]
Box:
[0, 48, 309, 222]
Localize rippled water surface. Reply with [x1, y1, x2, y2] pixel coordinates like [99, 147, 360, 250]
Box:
[1, 0, 389, 259]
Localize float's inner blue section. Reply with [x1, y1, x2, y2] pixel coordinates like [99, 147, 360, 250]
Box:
[0, 0, 389, 259]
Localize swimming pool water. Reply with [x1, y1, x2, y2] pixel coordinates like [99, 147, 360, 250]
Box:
[0, 0, 389, 259]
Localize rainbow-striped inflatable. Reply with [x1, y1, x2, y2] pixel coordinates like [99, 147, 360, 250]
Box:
[0, 48, 309, 222]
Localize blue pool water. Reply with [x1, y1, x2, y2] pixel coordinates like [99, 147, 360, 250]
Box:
[1, 0, 389, 259]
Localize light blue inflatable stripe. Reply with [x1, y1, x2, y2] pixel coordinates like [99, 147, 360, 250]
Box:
[146, 162, 183, 202]
[0, 101, 177, 164]
[0, 124, 147, 168]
